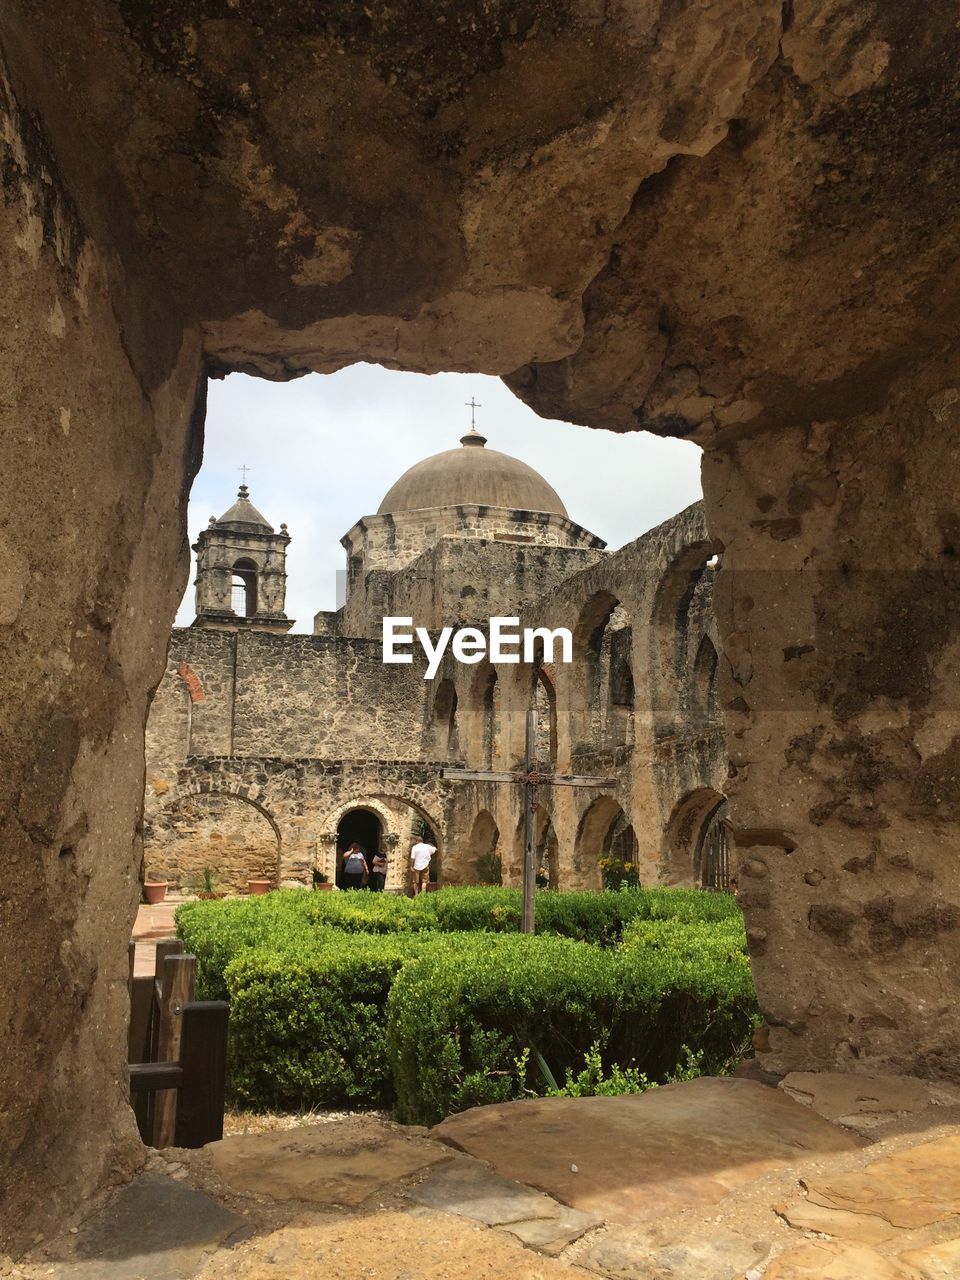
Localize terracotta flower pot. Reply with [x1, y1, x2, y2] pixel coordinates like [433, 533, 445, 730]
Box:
[143, 881, 168, 905]
[247, 879, 272, 895]
[314, 881, 333, 891]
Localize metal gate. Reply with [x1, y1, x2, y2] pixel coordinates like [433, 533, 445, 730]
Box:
[695, 802, 730, 890]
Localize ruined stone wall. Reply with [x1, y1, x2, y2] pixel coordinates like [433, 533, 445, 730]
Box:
[705, 396, 960, 1079]
[144, 506, 721, 895]
[0, 40, 203, 1254]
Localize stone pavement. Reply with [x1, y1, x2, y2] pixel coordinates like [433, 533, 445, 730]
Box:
[11, 1074, 960, 1280]
[131, 901, 181, 978]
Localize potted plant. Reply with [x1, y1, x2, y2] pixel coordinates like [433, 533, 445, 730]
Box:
[247, 877, 272, 895]
[313, 868, 333, 892]
[187, 865, 228, 900]
[598, 856, 640, 890]
[143, 877, 169, 905]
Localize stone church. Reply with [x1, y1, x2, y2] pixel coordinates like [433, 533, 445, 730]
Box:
[144, 424, 726, 893]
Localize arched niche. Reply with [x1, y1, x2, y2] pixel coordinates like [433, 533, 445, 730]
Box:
[575, 793, 636, 886]
[468, 809, 501, 883]
[144, 789, 281, 891]
[661, 787, 728, 887]
[231, 557, 258, 617]
[571, 591, 634, 752]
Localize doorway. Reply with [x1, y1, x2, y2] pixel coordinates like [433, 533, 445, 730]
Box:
[336, 808, 383, 888]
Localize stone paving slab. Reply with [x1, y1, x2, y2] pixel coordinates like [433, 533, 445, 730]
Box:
[779, 1071, 960, 1132]
[205, 1124, 450, 1208]
[430, 1077, 862, 1225]
[408, 1156, 601, 1255]
[762, 1240, 911, 1279]
[799, 1134, 960, 1230]
[41, 1173, 251, 1280]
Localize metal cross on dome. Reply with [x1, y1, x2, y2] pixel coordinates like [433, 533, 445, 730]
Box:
[465, 397, 481, 430]
[238, 463, 251, 484]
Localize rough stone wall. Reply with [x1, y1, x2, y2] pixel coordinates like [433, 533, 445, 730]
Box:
[705, 397, 960, 1079]
[346, 535, 606, 638]
[339, 506, 604, 635]
[0, 43, 203, 1254]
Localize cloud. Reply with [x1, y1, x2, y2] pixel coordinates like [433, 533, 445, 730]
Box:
[178, 366, 703, 631]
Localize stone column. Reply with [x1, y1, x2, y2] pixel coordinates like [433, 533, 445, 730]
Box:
[703, 383, 960, 1077]
[0, 60, 203, 1249]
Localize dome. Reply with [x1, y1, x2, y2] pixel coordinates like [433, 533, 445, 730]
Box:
[214, 485, 274, 532]
[377, 429, 568, 518]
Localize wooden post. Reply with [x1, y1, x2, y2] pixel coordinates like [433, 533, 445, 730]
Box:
[152, 952, 196, 1148]
[522, 709, 537, 935]
[175, 1002, 229, 1148]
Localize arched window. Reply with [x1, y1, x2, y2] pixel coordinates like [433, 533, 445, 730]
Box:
[231, 559, 258, 617]
[692, 635, 719, 721]
[433, 679, 459, 757]
[572, 593, 634, 750]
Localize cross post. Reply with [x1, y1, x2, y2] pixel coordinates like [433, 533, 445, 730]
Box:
[440, 709, 615, 934]
[465, 397, 481, 429]
[238, 463, 250, 485]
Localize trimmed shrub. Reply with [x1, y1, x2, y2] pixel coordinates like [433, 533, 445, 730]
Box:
[386, 926, 758, 1125]
[225, 933, 435, 1110]
[175, 885, 746, 1000]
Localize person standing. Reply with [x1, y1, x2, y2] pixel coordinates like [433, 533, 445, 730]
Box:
[342, 842, 368, 890]
[370, 848, 388, 893]
[410, 836, 436, 896]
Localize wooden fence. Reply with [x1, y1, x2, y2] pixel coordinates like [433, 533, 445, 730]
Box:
[127, 938, 228, 1148]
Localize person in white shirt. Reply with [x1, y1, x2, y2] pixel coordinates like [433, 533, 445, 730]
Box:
[410, 838, 436, 896]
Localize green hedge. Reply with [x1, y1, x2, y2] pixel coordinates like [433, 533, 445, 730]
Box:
[386, 928, 758, 1125]
[225, 934, 436, 1109]
[176, 885, 743, 999]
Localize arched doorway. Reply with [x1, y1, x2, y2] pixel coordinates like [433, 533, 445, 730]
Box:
[336, 807, 382, 887]
[575, 794, 637, 887]
[468, 809, 501, 884]
[694, 801, 731, 891]
[661, 787, 729, 888]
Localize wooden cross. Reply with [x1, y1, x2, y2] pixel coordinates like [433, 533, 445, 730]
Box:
[441, 709, 615, 934]
[465, 397, 481, 429]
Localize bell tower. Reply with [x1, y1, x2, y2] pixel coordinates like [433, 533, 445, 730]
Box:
[191, 485, 294, 632]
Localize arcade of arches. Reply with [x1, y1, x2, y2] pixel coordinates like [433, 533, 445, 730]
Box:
[4, 1, 960, 1249]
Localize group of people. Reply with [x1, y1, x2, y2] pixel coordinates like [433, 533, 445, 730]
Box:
[339, 837, 437, 895]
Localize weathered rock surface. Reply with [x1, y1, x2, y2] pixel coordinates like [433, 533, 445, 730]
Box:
[205, 1124, 449, 1208]
[407, 1156, 601, 1255]
[41, 1173, 251, 1280]
[431, 1078, 861, 1223]
[763, 1240, 910, 1280]
[799, 1135, 960, 1231]
[585, 1226, 770, 1280]
[779, 1072, 960, 1131]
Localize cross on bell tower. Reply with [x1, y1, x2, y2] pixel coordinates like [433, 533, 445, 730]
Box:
[191, 482, 294, 632]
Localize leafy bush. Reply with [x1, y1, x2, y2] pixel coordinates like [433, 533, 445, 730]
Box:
[386, 926, 758, 1125]
[225, 933, 435, 1110]
[176, 884, 746, 1001]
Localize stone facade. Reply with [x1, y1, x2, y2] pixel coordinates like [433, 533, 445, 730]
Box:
[144, 447, 724, 895]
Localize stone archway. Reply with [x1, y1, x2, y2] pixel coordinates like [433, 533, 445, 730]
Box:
[661, 788, 728, 888]
[6, 1, 960, 1248]
[467, 809, 501, 884]
[145, 789, 281, 891]
[574, 795, 634, 887]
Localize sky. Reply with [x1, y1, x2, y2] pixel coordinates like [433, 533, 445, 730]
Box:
[177, 366, 704, 630]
